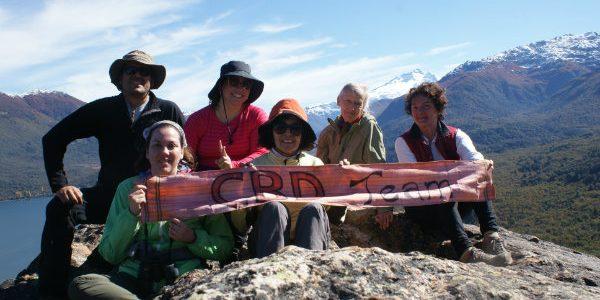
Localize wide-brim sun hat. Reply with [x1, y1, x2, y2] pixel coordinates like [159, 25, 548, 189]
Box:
[109, 50, 166, 89]
[258, 98, 316, 144]
[208, 61, 264, 104]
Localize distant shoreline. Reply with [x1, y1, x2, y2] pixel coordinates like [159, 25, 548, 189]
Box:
[0, 194, 51, 202]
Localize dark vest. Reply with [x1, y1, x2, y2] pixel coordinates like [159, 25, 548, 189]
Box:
[400, 122, 460, 162]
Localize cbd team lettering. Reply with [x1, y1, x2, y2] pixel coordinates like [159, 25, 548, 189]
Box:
[211, 169, 452, 205]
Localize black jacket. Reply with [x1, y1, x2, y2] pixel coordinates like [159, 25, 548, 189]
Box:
[43, 92, 185, 195]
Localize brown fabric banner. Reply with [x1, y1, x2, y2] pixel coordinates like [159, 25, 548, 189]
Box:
[142, 160, 495, 222]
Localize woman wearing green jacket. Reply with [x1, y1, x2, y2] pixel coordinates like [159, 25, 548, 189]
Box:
[69, 121, 233, 299]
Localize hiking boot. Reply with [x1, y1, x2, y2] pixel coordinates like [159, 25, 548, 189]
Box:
[481, 231, 513, 265]
[459, 247, 511, 267]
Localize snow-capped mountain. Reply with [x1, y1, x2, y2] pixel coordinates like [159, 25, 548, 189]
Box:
[305, 102, 339, 136]
[305, 69, 436, 135]
[22, 89, 60, 96]
[448, 32, 600, 76]
[370, 69, 437, 101]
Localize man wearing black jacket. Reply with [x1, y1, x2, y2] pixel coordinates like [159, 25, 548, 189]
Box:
[38, 50, 185, 298]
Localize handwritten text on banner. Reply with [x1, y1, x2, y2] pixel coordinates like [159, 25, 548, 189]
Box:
[142, 160, 495, 222]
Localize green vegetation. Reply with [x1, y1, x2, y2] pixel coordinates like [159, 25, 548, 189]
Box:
[0, 95, 98, 200]
[490, 136, 599, 256]
[378, 64, 599, 256]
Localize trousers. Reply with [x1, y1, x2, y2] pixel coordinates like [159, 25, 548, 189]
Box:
[250, 202, 330, 258]
[38, 187, 113, 297]
[405, 200, 500, 257]
[69, 272, 142, 300]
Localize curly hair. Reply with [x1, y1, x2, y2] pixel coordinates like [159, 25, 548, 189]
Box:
[259, 114, 315, 152]
[404, 82, 448, 119]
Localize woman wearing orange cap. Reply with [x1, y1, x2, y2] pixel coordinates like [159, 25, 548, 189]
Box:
[231, 99, 329, 258]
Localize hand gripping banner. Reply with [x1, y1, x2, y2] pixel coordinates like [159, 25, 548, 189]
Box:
[142, 160, 495, 222]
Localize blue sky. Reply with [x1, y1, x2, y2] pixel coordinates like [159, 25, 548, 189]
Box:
[0, 0, 598, 112]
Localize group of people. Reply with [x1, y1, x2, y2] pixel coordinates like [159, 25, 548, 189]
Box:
[38, 50, 511, 299]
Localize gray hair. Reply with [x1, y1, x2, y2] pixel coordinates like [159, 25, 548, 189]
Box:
[338, 83, 369, 110]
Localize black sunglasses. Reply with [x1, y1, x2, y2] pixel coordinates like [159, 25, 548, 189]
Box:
[273, 122, 302, 136]
[226, 76, 253, 89]
[123, 66, 152, 77]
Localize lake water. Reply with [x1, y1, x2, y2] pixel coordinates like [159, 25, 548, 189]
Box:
[0, 197, 49, 282]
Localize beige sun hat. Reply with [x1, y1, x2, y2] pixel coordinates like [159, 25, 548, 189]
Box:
[109, 50, 166, 89]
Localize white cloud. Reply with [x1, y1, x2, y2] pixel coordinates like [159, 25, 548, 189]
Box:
[427, 42, 472, 55]
[0, 1, 459, 116]
[219, 37, 333, 72]
[161, 54, 417, 112]
[61, 70, 116, 103]
[330, 43, 348, 49]
[0, 0, 206, 74]
[10, 31, 346, 111]
[154, 52, 222, 113]
[140, 24, 227, 56]
[252, 22, 302, 33]
[0, 0, 238, 105]
[160, 42, 417, 112]
[255, 55, 419, 109]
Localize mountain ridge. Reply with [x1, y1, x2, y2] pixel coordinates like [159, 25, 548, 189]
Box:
[305, 69, 437, 134]
[0, 91, 98, 200]
[446, 32, 600, 79]
[376, 31, 599, 257]
[379, 32, 600, 158]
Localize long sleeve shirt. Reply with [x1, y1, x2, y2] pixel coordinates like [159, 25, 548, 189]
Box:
[99, 176, 234, 281]
[42, 92, 184, 194]
[394, 128, 484, 162]
[184, 105, 268, 170]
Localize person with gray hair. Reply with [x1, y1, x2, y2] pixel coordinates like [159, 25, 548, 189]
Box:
[316, 83, 391, 229]
[39, 50, 184, 298]
[340, 83, 369, 109]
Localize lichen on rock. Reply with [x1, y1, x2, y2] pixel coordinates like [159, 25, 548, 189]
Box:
[1, 211, 599, 299]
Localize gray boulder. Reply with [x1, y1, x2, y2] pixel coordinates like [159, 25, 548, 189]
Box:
[1, 210, 599, 299]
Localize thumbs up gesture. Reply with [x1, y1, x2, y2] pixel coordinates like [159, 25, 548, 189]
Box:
[215, 139, 233, 169]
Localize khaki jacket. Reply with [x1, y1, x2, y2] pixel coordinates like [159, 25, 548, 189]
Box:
[316, 113, 386, 164]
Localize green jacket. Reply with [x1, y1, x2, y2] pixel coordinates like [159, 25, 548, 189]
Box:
[99, 176, 233, 284]
[231, 151, 324, 237]
[316, 113, 386, 164]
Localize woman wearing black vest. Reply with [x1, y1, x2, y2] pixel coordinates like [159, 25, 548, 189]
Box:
[394, 82, 512, 266]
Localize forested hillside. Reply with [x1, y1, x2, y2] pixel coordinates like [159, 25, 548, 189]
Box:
[0, 92, 98, 200]
[379, 33, 599, 256]
[490, 136, 599, 256]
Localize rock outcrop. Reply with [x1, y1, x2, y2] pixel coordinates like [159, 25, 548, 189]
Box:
[2, 210, 599, 299]
[162, 246, 599, 299]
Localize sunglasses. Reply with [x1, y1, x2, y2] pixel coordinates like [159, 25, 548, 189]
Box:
[123, 66, 152, 77]
[273, 122, 302, 136]
[226, 76, 253, 89]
